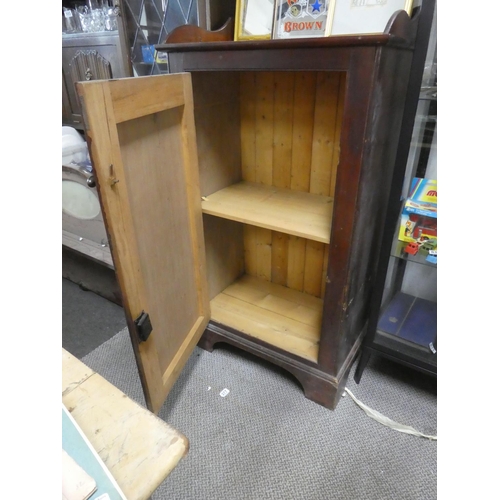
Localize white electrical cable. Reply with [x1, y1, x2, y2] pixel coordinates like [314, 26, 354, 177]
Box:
[343, 387, 437, 441]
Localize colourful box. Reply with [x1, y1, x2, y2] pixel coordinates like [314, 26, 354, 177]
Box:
[141, 44, 155, 64]
[399, 178, 437, 248]
[141, 45, 169, 64]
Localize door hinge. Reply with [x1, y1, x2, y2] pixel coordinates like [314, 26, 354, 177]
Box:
[134, 311, 153, 342]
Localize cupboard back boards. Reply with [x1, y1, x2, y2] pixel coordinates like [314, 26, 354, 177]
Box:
[78, 9, 420, 413]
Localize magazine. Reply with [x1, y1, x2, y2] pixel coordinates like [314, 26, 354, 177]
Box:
[62, 404, 127, 500]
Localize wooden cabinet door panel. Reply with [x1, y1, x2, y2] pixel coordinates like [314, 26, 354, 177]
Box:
[77, 74, 210, 413]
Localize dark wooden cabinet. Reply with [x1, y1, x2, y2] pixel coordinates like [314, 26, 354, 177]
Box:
[77, 9, 423, 414]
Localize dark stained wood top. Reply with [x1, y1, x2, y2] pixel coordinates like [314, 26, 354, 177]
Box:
[155, 10, 417, 53]
[156, 34, 408, 54]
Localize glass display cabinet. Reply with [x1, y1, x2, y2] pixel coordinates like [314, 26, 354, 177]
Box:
[354, 0, 437, 382]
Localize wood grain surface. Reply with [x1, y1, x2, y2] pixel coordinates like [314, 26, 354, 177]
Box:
[62, 349, 188, 500]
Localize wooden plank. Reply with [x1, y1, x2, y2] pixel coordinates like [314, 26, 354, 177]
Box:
[254, 72, 274, 185]
[62, 349, 187, 500]
[291, 72, 316, 192]
[203, 214, 245, 300]
[62, 230, 114, 269]
[219, 289, 320, 334]
[236, 291, 320, 329]
[244, 225, 272, 281]
[310, 72, 340, 196]
[272, 73, 294, 189]
[201, 181, 333, 243]
[62, 348, 94, 396]
[330, 72, 346, 197]
[226, 274, 323, 318]
[117, 109, 202, 375]
[252, 72, 274, 273]
[240, 72, 257, 182]
[77, 74, 210, 414]
[210, 284, 320, 362]
[304, 240, 325, 298]
[271, 232, 288, 286]
[108, 74, 186, 123]
[211, 295, 319, 362]
[321, 244, 330, 299]
[287, 235, 306, 292]
[270, 73, 294, 288]
[77, 80, 161, 408]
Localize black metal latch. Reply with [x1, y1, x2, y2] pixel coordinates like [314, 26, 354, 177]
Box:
[134, 311, 153, 342]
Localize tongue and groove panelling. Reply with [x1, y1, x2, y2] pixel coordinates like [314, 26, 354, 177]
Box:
[239, 71, 346, 298]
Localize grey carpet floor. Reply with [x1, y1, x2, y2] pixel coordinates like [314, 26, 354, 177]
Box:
[83, 328, 437, 500]
[62, 278, 126, 358]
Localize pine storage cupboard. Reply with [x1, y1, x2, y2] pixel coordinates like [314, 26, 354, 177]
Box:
[77, 10, 420, 414]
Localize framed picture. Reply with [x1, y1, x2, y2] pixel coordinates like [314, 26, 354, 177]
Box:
[325, 0, 413, 37]
[235, 0, 275, 41]
[272, 0, 330, 39]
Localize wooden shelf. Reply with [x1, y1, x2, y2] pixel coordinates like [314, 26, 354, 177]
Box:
[210, 274, 322, 363]
[201, 182, 333, 244]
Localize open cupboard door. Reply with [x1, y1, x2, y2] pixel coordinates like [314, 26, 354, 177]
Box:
[77, 74, 210, 414]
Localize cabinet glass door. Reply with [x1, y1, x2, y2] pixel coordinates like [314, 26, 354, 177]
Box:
[354, 0, 437, 381]
[376, 5, 437, 371]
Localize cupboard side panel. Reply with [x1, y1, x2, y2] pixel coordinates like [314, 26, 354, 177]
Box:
[321, 244, 330, 299]
[322, 73, 346, 298]
[340, 47, 414, 368]
[203, 214, 245, 300]
[191, 72, 242, 197]
[330, 73, 347, 198]
[319, 49, 377, 372]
